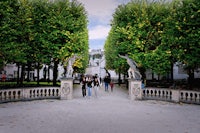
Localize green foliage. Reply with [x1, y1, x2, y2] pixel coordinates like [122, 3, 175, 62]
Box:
[172, 0, 200, 70]
[0, 0, 21, 64]
[0, 0, 89, 83]
[105, 0, 200, 81]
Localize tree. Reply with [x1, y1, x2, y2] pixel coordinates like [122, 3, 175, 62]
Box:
[172, 0, 200, 87]
[0, 0, 33, 84]
[0, 0, 21, 68]
[105, 0, 200, 88]
[0, 0, 89, 86]
[105, 0, 172, 81]
[46, 0, 88, 85]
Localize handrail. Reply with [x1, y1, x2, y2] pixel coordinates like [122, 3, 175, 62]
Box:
[142, 87, 200, 105]
[0, 87, 60, 103]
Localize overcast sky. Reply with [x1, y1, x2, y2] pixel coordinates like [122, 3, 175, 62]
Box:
[77, 0, 131, 50]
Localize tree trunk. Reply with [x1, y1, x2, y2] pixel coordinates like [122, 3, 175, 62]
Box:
[20, 64, 25, 85]
[152, 72, 154, 80]
[118, 70, 121, 86]
[27, 62, 31, 82]
[47, 65, 50, 83]
[43, 65, 47, 81]
[139, 67, 146, 81]
[17, 63, 20, 85]
[188, 68, 194, 89]
[158, 74, 161, 81]
[53, 59, 59, 86]
[37, 63, 40, 86]
[170, 62, 174, 82]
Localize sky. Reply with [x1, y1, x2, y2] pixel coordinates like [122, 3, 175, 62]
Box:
[77, 0, 131, 50]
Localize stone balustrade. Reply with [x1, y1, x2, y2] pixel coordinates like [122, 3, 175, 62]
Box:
[0, 87, 60, 103]
[1, 82, 200, 105]
[142, 88, 172, 101]
[142, 88, 200, 105]
[0, 78, 73, 103]
[179, 90, 200, 104]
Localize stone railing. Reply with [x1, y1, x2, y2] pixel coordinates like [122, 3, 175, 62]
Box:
[142, 88, 200, 105]
[179, 90, 200, 104]
[0, 87, 60, 103]
[0, 79, 73, 104]
[142, 88, 172, 101]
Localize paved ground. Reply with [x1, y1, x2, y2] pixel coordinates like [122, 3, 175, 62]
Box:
[0, 84, 200, 133]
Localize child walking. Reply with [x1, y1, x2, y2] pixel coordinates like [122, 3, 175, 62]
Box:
[110, 80, 114, 92]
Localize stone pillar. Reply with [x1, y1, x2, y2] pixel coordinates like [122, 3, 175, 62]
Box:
[128, 79, 142, 100]
[60, 78, 73, 100]
[171, 90, 180, 103]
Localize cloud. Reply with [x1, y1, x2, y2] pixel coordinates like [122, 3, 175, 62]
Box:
[89, 25, 110, 40]
[77, 0, 132, 49]
[78, 0, 119, 23]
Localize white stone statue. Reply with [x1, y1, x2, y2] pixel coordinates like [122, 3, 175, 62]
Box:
[63, 55, 78, 78]
[118, 54, 142, 80]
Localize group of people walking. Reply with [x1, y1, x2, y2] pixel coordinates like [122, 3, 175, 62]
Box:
[80, 74, 114, 98]
[80, 74, 100, 98]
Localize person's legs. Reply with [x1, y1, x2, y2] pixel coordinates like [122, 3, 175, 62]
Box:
[82, 88, 84, 97]
[105, 82, 108, 91]
[83, 88, 86, 97]
[90, 87, 92, 97]
[94, 86, 97, 97]
[88, 87, 92, 97]
[82, 86, 85, 97]
[87, 87, 90, 96]
[94, 86, 98, 97]
[110, 84, 114, 92]
[106, 83, 109, 91]
[82, 88, 86, 97]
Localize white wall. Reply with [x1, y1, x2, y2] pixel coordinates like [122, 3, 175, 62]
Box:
[173, 64, 188, 80]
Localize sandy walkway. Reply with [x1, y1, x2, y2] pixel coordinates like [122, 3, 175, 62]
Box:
[0, 84, 200, 133]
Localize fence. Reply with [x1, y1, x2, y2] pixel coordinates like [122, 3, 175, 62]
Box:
[0, 87, 60, 103]
[142, 87, 200, 104]
[1, 86, 200, 105]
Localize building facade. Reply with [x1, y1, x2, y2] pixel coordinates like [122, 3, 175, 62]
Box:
[85, 49, 118, 80]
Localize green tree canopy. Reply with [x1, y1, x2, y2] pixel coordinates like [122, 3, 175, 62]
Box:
[105, 0, 200, 85]
[0, 0, 89, 85]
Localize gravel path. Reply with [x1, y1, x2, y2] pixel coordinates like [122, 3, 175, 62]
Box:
[0, 84, 200, 133]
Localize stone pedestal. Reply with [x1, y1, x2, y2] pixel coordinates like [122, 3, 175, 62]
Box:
[60, 78, 73, 100]
[171, 90, 180, 102]
[128, 79, 142, 100]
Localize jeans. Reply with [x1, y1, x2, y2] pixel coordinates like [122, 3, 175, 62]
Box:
[105, 82, 109, 91]
[87, 87, 92, 96]
[94, 86, 99, 97]
[82, 88, 86, 97]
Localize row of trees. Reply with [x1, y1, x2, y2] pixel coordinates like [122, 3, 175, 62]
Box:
[104, 0, 200, 87]
[0, 0, 89, 85]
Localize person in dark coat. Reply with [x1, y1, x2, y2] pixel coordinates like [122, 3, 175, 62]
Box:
[104, 75, 111, 92]
[93, 76, 100, 97]
[80, 76, 87, 97]
[86, 76, 93, 97]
